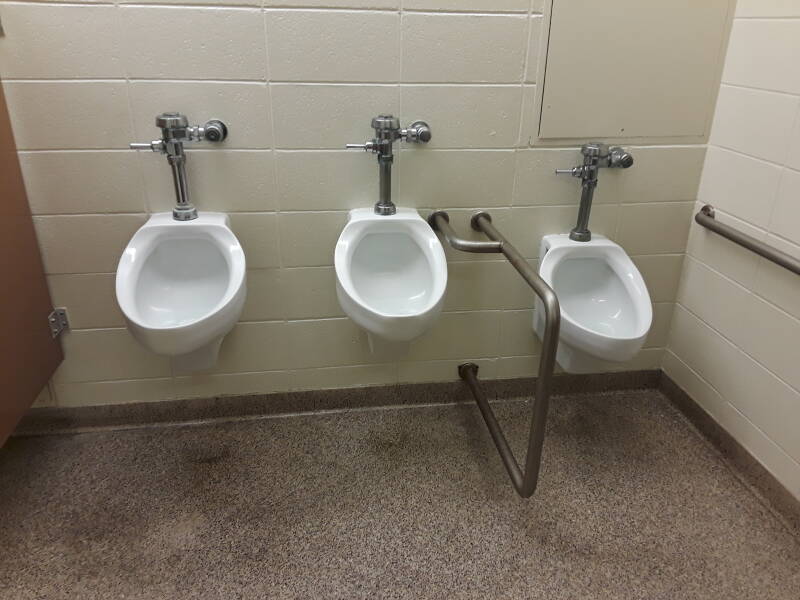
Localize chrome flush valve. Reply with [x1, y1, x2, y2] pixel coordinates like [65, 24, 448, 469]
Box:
[130, 112, 228, 221]
[345, 117, 431, 153]
[555, 142, 635, 242]
[346, 115, 431, 215]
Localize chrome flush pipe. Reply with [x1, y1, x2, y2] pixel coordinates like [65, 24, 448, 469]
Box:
[347, 115, 431, 216]
[130, 112, 228, 221]
[378, 154, 393, 215]
[166, 144, 192, 220]
[556, 143, 634, 241]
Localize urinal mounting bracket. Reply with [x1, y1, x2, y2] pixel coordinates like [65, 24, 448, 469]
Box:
[47, 307, 69, 339]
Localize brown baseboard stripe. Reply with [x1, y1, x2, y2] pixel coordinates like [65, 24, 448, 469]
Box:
[15, 369, 660, 436]
[659, 372, 800, 537]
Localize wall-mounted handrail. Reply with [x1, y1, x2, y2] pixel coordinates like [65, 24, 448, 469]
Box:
[429, 210, 561, 498]
[696, 205, 800, 276]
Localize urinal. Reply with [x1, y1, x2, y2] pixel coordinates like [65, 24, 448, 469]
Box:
[116, 212, 246, 372]
[334, 207, 447, 344]
[533, 234, 652, 373]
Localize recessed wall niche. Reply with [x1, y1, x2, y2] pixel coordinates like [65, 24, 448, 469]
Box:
[537, 0, 735, 144]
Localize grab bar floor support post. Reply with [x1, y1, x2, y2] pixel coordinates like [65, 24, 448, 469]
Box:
[429, 210, 561, 498]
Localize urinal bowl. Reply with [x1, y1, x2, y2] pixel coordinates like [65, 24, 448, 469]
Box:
[335, 208, 447, 343]
[534, 234, 652, 373]
[116, 212, 246, 372]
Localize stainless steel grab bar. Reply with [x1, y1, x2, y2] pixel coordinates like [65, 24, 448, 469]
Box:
[429, 210, 561, 498]
[696, 205, 800, 276]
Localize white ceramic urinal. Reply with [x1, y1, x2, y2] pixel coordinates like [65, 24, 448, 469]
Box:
[116, 212, 246, 372]
[534, 234, 652, 373]
[335, 208, 447, 344]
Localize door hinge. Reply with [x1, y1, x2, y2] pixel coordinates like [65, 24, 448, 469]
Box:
[48, 308, 69, 339]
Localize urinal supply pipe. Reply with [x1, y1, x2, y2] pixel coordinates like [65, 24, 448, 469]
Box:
[428, 210, 561, 498]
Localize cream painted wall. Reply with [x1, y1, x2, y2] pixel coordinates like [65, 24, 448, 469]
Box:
[0, 0, 707, 407]
[664, 0, 800, 500]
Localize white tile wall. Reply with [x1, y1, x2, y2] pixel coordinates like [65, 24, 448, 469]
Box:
[525, 16, 543, 83]
[632, 255, 685, 303]
[755, 237, 800, 321]
[228, 213, 281, 269]
[735, 0, 800, 18]
[3, 82, 132, 149]
[21, 151, 146, 215]
[174, 370, 290, 400]
[403, 0, 529, 12]
[769, 168, 800, 242]
[514, 146, 706, 207]
[401, 13, 527, 83]
[47, 274, 125, 329]
[668, 307, 800, 462]
[400, 85, 522, 148]
[697, 146, 782, 228]
[518, 85, 538, 146]
[270, 84, 399, 148]
[211, 322, 292, 373]
[54, 329, 171, 383]
[266, 0, 395, 7]
[722, 19, 800, 95]
[54, 378, 175, 408]
[709, 85, 799, 163]
[498, 310, 541, 357]
[0, 0, 705, 409]
[786, 113, 800, 171]
[0, 3, 123, 79]
[241, 269, 285, 321]
[399, 149, 516, 208]
[616, 202, 694, 255]
[289, 363, 395, 392]
[129, 81, 273, 149]
[121, 7, 267, 81]
[142, 150, 277, 213]
[280, 267, 343, 319]
[278, 211, 348, 267]
[685, 202, 763, 286]
[275, 150, 385, 211]
[33, 215, 147, 274]
[665, 4, 800, 499]
[266, 10, 399, 82]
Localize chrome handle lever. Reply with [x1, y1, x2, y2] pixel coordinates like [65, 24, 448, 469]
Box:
[555, 167, 582, 177]
[129, 140, 165, 153]
[346, 141, 377, 152]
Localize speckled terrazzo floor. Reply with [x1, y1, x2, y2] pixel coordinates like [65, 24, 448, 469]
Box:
[1, 389, 799, 599]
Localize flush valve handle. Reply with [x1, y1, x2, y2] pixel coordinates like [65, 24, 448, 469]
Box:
[129, 140, 165, 153]
[346, 141, 378, 152]
[555, 167, 583, 177]
[129, 114, 228, 151]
